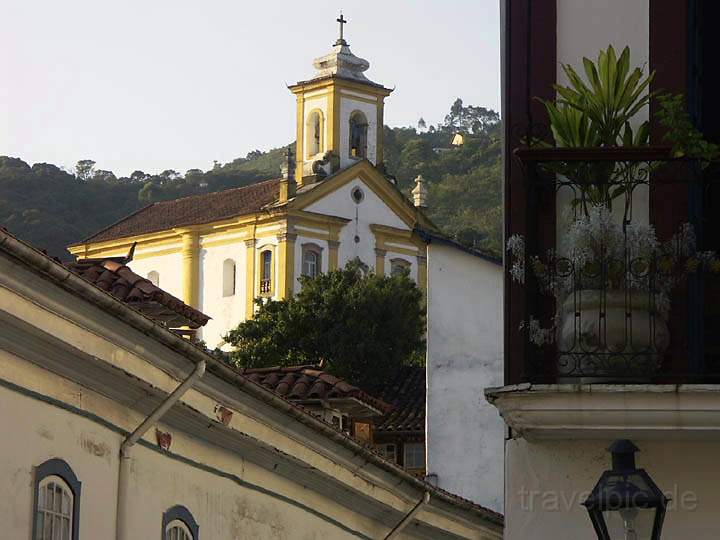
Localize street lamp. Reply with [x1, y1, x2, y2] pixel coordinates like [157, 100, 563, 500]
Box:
[582, 440, 668, 540]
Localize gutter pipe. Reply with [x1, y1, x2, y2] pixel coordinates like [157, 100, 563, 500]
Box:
[384, 492, 431, 539]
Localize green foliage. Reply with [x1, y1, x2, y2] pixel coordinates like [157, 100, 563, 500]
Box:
[224, 261, 425, 389]
[656, 94, 720, 166]
[541, 45, 653, 147]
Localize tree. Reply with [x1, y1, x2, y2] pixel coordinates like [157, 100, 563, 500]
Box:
[417, 117, 427, 132]
[75, 159, 96, 182]
[224, 261, 425, 389]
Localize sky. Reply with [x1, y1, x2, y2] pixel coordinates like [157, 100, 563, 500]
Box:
[1, 1, 500, 177]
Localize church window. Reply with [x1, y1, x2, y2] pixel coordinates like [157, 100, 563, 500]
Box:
[222, 259, 236, 297]
[301, 243, 323, 279]
[147, 270, 160, 286]
[351, 186, 364, 204]
[390, 258, 411, 276]
[33, 459, 81, 540]
[349, 111, 368, 158]
[260, 250, 272, 294]
[162, 505, 199, 540]
[404, 442, 425, 470]
[306, 110, 324, 157]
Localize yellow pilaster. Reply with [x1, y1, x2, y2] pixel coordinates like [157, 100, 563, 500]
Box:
[328, 240, 340, 271]
[417, 254, 427, 296]
[295, 94, 305, 183]
[375, 248, 386, 276]
[245, 238, 257, 319]
[276, 231, 297, 299]
[376, 98, 385, 165]
[180, 230, 200, 308]
[327, 85, 341, 156]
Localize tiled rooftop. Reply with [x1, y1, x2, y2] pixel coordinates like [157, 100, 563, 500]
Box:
[67, 258, 210, 328]
[241, 365, 392, 415]
[75, 178, 281, 244]
[372, 366, 425, 433]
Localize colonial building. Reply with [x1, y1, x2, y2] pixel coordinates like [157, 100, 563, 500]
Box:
[67, 18, 505, 512]
[0, 227, 504, 539]
[489, 1, 720, 539]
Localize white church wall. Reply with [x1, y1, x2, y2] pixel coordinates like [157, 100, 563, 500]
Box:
[339, 94, 378, 168]
[198, 241, 248, 349]
[293, 235, 330, 294]
[426, 242, 504, 512]
[128, 251, 184, 302]
[304, 177, 409, 272]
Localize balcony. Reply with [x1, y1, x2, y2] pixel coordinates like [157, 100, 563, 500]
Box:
[504, 146, 720, 386]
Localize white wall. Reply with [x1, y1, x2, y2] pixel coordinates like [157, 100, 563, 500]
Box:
[129, 251, 183, 302]
[505, 437, 720, 540]
[305, 177, 413, 273]
[426, 242, 504, 511]
[199, 241, 247, 349]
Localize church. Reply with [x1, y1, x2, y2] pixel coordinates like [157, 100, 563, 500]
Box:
[68, 17, 505, 511]
[69, 17, 436, 349]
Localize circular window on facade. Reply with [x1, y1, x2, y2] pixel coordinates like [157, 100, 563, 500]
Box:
[351, 186, 365, 204]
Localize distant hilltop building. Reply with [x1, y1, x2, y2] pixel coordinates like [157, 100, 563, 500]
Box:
[68, 15, 505, 511]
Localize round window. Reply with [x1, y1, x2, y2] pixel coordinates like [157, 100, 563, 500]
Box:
[351, 186, 365, 204]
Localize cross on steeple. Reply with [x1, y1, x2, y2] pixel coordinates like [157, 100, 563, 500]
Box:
[336, 12, 347, 45]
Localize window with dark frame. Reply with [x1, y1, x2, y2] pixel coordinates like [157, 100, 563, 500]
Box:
[162, 505, 199, 540]
[260, 250, 272, 294]
[32, 458, 81, 540]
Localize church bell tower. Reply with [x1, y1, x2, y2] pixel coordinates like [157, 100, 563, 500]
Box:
[288, 14, 393, 185]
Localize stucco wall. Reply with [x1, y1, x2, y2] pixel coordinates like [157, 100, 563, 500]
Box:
[426, 243, 504, 511]
[505, 437, 720, 540]
[304, 176, 414, 273]
[198, 241, 248, 349]
[129, 250, 184, 302]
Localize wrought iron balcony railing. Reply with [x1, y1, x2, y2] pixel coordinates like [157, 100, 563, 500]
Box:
[507, 146, 720, 384]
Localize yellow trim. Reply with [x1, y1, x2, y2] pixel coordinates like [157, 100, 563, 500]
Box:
[289, 77, 393, 99]
[376, 99, 385, 165]
[305, 108, 325, 159]
[200, 235, 251, 250]
[375, 248, 386, 276]
[276, 232, 297, 299]
[382, 245, 419, 257]
[339, 92, 381, 105]
[328, 240, 340, 271]
[181, 230, 200, 309]
[244, 237, 256, 319]
[295, 93, 305, 182]
[132, 247, 182, 260]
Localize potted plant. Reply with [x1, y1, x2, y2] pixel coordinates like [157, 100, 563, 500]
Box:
[509, 45, 720, 381]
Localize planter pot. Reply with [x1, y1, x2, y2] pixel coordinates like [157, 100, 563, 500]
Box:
[557, 289, 670, 383]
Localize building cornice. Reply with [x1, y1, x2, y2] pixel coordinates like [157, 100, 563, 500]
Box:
[485, 383, 720, 441]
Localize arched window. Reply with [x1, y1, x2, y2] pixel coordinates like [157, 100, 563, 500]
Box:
[222, 259, 236, 297]
[349, 111, 368, 158]
[306, 110, 324, 157]
[147, 271, 160, 286]
[162, 505, 199, 540]
[301, 243, 323, 279]
[33, 458, 81, 540]
[260, 250, 272, 294]
[390, 258, 411, 276]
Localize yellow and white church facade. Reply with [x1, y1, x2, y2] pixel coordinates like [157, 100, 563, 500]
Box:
[69, 29, 435, 349]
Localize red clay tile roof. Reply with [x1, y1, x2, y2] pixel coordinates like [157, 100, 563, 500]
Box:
[66, 259, 210, 328]
[75, 179, 281, 245]
[372, 366, 425, 432]
[241, 365, 392, 414]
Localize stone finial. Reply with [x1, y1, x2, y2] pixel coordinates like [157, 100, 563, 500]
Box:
[279, 147, 296, 203]
[412, 175, 428, 209]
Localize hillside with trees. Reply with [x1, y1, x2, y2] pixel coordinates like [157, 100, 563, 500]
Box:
[0, 99, 501, 259]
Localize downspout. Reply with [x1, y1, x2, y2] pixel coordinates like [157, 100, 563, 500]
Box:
[383, 492, 430, 540]
[115, 360, 206, 540]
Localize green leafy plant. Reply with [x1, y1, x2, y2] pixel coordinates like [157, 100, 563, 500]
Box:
[656, 93, 720, 167]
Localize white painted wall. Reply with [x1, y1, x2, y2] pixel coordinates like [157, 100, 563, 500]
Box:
[198, 241, 247, 349]
[129, 251, 184, 302]
[505, 437, 720, 540]
[293, 235, 329, 294]
[339, 94, 378, 168]
[305, 176, 413, 273]
[426, 242, 504, 511]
